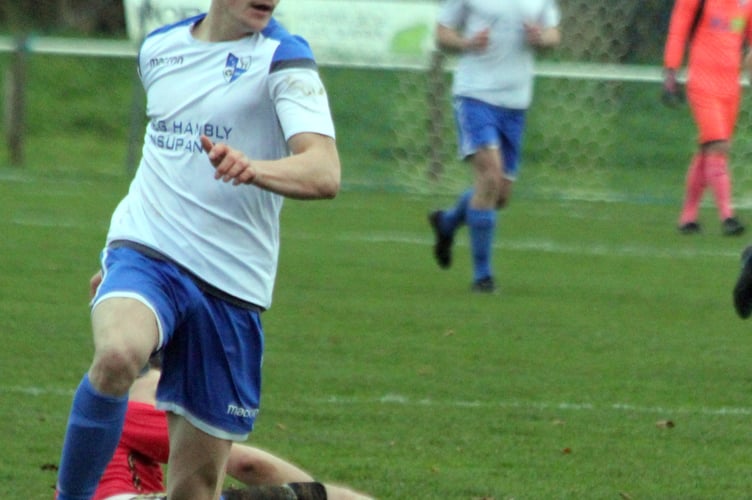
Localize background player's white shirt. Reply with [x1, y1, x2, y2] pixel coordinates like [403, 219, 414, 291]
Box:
[106, 15, 335, 309]
[438, 0, 560, 109]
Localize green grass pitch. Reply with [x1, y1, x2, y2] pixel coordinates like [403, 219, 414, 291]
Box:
[2, 170, 752, 498]
[3, 54, 752, 499]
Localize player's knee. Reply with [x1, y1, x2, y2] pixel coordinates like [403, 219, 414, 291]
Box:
[495, 179, 513, 209]
[496, 190, 512, 209]
[701, 140, 730, 155]
[89, 347, 145, 395]
[475, 179, 501, 204]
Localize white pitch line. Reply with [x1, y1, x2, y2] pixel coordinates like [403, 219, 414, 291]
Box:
[290, 231, 741, 260]
[324, 394, 752, 417]
[6, 385, 751, 418]
[3, 386, 75, 397]
[0, 169, 742, 261]
[10, 216, 94, 229]
[5, 217, 739, 260]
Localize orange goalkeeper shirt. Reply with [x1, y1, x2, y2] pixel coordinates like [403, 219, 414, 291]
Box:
[664, 0, 752, 98]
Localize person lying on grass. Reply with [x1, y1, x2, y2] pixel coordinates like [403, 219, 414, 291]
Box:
[70, 348, 372, 500]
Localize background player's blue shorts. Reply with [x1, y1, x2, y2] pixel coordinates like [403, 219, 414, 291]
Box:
[453, 96, 527, 180]
[94, 245, 264, 441]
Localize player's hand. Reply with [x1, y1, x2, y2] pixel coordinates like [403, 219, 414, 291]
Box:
[201, 135, 256, 185]
[733, 246, 752, 319]
[744, 50, 752, 84]
[525, 23, 544, 47]
[661, 68, 685, 108]
[89, 270, 103, 300]
[465, 28, 489, 52]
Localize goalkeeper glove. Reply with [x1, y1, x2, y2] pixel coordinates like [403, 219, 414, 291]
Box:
[733, 246, 752, 319]
[661, 68, 685, 108]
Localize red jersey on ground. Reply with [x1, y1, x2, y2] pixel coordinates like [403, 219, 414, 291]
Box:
[92, 401, 170, 500]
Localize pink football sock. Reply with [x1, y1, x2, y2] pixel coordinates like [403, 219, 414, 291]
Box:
[679, 153, 705, 224]
[704, 153, 734, 220]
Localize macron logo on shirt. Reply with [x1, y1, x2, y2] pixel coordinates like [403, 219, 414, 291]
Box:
[223, 53, 252, 83]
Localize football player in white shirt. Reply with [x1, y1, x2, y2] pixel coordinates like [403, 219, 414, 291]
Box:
[56, 1, 341, 499]
[428, 0, 560, 293]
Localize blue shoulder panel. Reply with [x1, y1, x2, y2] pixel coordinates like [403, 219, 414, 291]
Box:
[146, 13, 206, 40]
[263, 18, 318, 73]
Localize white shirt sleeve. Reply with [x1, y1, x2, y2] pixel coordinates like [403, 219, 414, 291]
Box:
[269, 68, 336, 141]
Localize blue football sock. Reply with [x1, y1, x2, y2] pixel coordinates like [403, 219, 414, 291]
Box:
[440, 189, 473, 235]
[467, 208, 496, 282]
[57, 374, 128, 500]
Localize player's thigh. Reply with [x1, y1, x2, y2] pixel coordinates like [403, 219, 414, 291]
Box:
[89, 245, 186, 391]
[91, 297, 159, 363]
[470, 147, 504, 205]
[166, 413, 232, 499]
[471, 147, 503, 178]
[89, 297, 160, 393]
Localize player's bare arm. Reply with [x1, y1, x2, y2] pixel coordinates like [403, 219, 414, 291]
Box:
[525, 23, 560, 48]
[436, 24, 489, 53]
[225, 444, 314, 486]
[201, 132, 340, 200]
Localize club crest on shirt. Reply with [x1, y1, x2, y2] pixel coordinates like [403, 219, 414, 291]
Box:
[223, 53, 251, 83]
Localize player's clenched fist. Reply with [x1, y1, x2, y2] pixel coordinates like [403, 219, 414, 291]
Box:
[201, 135, 257, 185]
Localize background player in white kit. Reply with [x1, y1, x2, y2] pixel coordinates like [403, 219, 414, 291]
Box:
[428, 0, 560, 292]
[55, 1, 341, 499]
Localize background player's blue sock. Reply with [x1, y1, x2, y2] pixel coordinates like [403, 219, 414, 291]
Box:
[467, 208, 496, 281]
[440, 189, 473, 235]
[57, 374, 127, 500]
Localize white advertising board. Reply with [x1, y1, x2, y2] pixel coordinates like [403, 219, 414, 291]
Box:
[123, 0, 438, 67]
[123, 0, 209, 41]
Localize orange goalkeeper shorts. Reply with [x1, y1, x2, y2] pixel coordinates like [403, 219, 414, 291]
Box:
[686, 86, 740, 144]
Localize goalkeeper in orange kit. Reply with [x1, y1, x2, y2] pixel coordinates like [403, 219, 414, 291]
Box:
[663, 0, 752, 236]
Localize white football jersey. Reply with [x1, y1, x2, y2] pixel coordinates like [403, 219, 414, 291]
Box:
[106, 14, 335, 309]
[438, 0, 560, 109]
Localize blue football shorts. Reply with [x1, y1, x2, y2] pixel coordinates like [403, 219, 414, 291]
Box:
[453, 96, 527, 180]
[93, 245, 264, 441]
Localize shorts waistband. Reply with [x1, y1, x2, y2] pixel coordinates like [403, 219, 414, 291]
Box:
[108, 240, 264, 313]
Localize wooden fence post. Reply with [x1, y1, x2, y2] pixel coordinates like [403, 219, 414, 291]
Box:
[125, 69, 145, 174]
[427, 50, 446, 180]
[4, 34, 28, 167]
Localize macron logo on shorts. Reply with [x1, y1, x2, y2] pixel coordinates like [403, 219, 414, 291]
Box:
[227, 404, 259, 419]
